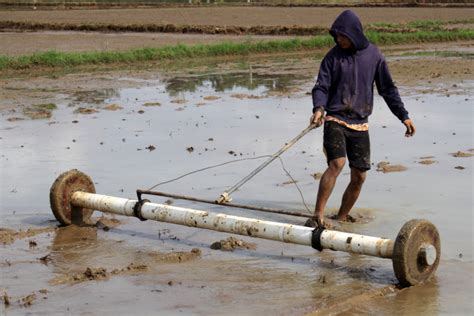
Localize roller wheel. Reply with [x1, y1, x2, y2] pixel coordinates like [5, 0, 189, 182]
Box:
[392, 219, 441, 287]
[50, 169, 96, 226]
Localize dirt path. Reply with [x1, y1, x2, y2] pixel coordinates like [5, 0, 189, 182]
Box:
[0, 7, 472, 27]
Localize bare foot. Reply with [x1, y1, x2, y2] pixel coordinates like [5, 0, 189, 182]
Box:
[304, 216, 332, 229]
[329, 214, 357, 223]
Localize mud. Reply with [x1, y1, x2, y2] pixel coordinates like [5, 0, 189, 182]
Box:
[210, 236, 257, 251]
[0, 46, 473, 315]
[0, 227, 57, 245]
[1, 7, 472, 28]
[94, 216, 122, 231]
[309, 284, 400, 315]
[50, 263, 147, 285]
[451, 150, 474, 157]
[418, 159, 437, 165]
[376, 161, 408, 173]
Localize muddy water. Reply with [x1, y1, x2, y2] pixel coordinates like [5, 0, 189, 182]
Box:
[0, 52, 473, 314]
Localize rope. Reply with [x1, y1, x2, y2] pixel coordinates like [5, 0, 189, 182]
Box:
[146, 155, 272, 191]
[145, 155, 313, 213]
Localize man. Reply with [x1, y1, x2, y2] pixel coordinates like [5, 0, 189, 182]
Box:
[307, 10, 415, 228]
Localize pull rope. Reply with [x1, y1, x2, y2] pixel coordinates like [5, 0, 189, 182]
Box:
[145, 155, 312, 214]
[146, 155, 272, 191]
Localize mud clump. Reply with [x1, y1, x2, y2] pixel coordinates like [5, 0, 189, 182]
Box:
[329, 214, 357, 223]
[0, 227, 56, 245]
[50, 263, 148, 285]
[143, 102, 161, 107]
[203, 96, 220, 101]
[451, 151, 473, 158]
[103, 103, 123, 111]
[19, 293, 36, 307]
[230, 93, 262, 100]
[2, 291, 10, 307]
[376, 161, 407, 173]
[152, 248, 201, 263]
[210, 236, 256, 251]
[23, 103, 57, 120]
[418, 159, 437, 165]
[7, 117, 25, 122]
[74, 107, 99, 114]
[95, 216, 122, 231]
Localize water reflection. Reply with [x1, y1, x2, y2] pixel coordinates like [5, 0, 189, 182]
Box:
[71, 88, 120, 105]
[164, 70, 302, 97]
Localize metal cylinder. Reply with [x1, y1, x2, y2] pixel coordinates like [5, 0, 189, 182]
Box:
[71, 191, 394, 258]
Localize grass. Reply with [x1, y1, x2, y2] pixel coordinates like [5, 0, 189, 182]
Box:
[0, 29, 473, 71]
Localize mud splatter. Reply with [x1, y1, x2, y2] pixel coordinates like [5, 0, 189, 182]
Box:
[376, 161, 408, 173]
[312, 172, 323, 180]
[210, 236, 256, 251]
[0, 227, 57, 245]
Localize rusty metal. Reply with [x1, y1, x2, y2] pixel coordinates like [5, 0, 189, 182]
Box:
[136, 189, 313, 219]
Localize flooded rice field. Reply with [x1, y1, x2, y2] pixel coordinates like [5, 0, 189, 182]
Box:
[0, 48, 473, 314]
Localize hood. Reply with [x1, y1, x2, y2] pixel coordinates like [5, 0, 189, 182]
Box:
[329, 10, 369, 51]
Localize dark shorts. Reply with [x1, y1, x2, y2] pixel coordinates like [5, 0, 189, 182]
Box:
[323, 121, 371, 171]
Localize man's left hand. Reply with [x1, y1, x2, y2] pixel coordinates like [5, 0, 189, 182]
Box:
[403, 119, 416, 137]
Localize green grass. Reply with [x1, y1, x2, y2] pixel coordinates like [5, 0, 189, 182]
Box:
[0, 29, 473, 71]
[369, 18, 474, 30]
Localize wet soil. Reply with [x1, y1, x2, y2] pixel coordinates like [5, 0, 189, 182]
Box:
[0, 227, 57, 245]
[0, 46, 473, 315]
[0, 7, 472, 28]
[376, 161, 408, 173]
[210, 236, 257, 251]
[418, 159, 437, 165]
[451, 150, 474, 157]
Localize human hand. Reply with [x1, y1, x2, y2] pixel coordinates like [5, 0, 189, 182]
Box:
[403, 119, 416, 137]
[310, 110, 324, 128]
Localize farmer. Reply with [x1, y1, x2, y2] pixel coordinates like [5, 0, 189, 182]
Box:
[307, 10, 415, 228]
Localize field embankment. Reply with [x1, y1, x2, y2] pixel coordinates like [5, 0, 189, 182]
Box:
[0, 7, 473, 73]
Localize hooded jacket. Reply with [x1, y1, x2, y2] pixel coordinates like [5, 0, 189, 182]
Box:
[312, 10, 409, 125]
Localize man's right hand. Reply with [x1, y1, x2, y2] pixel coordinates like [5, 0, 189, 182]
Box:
[310, 110, 324, 127]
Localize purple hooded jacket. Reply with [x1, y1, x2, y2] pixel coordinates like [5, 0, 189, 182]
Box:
[312, 10, 409, 125]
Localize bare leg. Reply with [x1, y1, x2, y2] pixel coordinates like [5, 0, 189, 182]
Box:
[336, 167, 367, 220]
[314, 157, 346, 224]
